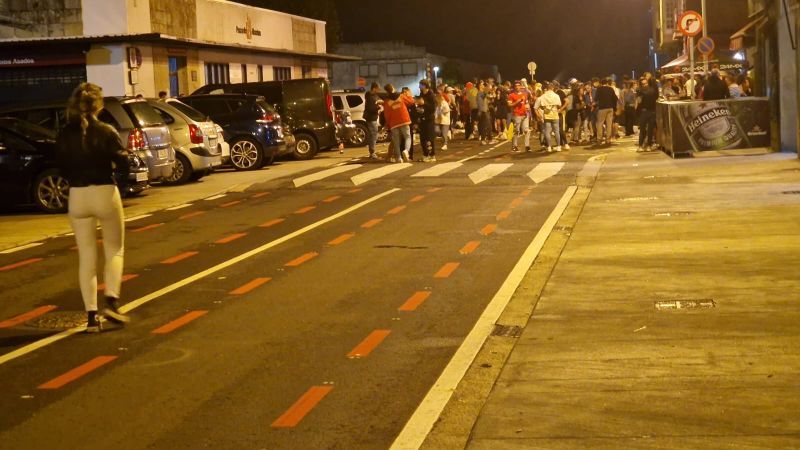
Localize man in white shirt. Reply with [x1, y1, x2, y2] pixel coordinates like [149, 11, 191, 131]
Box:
[685, 74, 698, 99]
[534, 82, 563, 152]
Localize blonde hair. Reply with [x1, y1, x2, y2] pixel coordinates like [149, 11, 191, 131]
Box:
[66, 82, 104, 137]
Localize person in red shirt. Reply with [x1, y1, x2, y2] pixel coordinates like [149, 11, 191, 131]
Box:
[507, 80, 531, 152]
[383, 83, 415, 163]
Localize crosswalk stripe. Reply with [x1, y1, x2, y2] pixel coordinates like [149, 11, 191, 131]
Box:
[412, 162, 463, 178]
[351, 163, 412, 186]
[293, 164, 363, 187]
[468, 163, 513, 185]
[528, 162, 566, 184]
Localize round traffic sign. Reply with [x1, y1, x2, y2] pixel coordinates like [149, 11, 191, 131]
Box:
[696, 36, 715, 56]
[678, 10, 703, 37]
[527, 61, 537, 73]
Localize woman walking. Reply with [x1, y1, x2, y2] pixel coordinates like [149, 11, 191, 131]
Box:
[56, 83, 131, 332]
[435, 90, 451, 150]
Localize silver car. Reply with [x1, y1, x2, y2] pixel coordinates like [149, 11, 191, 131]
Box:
[149, 99, 223, 184]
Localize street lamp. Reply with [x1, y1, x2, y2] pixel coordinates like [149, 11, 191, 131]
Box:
[433, 66, 440, 89]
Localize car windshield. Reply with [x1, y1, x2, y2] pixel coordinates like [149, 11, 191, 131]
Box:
[0, 117, 56, 141]
[168, 100, 208, 122]
[123, 101, 165, 127]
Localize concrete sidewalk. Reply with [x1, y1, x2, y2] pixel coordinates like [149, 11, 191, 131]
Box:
[429, 145, 800, 449]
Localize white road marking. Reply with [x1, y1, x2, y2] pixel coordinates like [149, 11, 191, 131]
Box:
[468, 163, 513, 184]
[204, 194, 227, 201]
[459, 140, 507, 163]
[528, 162, 566, 184]
[390, 185, 578, 450]
[166, 204, 192, 211]
[293, 164, 363, 187]
[351, 163, 412, 186]
[0, 243, 44, 254]
[124, 214, 152, 223]
[411, 162, 463, 178]
[0, 189, 401, 367]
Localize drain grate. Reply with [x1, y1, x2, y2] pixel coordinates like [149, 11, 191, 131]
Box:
[655, 299, 716, 311]
[783, 190, 800, 195]
[491, 324, 523, 338]
[26, 311, 87, 329]
[554, 225, 573, 233]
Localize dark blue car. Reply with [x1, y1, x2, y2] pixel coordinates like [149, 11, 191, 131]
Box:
[179, 94, 294, 171]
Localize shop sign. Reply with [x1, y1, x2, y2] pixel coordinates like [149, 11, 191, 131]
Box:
[236, 16, 262, 40]
[0, 53, 85, 68]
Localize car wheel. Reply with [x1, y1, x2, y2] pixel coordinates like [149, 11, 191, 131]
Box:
[292, 132, 318, 160]
[164, 153, 193, 185]
[351, 123, 368, 146]
[33, 168, 69, 214]
[377, 127, 390, 143]
[230, 138, 264, 170]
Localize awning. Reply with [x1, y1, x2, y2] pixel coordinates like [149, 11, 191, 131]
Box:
[661, 54, 688, 69]
[730, 11, 768, 51]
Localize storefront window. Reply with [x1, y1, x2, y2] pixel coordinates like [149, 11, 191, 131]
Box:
[274, 66, 292, 81]
[205, 63, 230, 85]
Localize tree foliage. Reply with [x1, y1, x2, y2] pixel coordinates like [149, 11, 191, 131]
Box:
[238, 0, 341, 50]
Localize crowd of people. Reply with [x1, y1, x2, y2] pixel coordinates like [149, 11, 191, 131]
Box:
[362, 67, 755, 162]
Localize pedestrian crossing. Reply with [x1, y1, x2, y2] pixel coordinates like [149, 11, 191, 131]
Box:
[291, 160, 567, 188]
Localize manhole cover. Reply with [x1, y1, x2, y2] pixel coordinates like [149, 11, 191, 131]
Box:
[26, 311, 87, 329]
[655, 299, 716, 311]
[491, 324, 523, 338]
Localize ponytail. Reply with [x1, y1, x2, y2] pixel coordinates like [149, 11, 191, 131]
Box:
[67, 83, 104, 140]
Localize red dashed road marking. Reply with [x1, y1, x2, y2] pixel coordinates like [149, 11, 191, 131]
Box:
[295, 206, 316, 215]
[285, 252, 319, 267]
[427, 187, 443, 193]
[259, 218, 285, 228]
[509, 197, 524, 209]
[132, 223, 164, 233]
[347, 330, 391, 358]
[215, 233, 247, 244]
[251, 192, 270, 199]
[271, 386, 334, 428]
[179, 211, 205, 220]
[151, 311, 208, 334]
[361, 218, 383, 229]
[0, 305, 58, 328]
[459, 241, 481, 255]
[497, 210, 512, 220]
[220, 200, 242, 208]
[410, 195, 426, 203]
[387, 205, 407, 215]
[481, 224, 497, 236]
[161, 252, 199, 265]
[398, 292, 430, 312]
[38, 356, 118, 390]
[323, 195, 342, 203]
[0, 258, 44, 272]
[328, 233, 355, 246]
[229, 277, 271, 295]
[434, 262, 460, 278]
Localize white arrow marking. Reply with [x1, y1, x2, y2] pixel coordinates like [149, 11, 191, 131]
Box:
[351, 163, 412, 186]
[293, 164, 363, 187]
[412, 162, 463, 178]
[527, 162, 565, 184]
[468, 163, 513, 185]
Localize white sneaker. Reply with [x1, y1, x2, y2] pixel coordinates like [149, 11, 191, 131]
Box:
[441, 145, 448, 150]
[555, 146, 562, 152]
[422, 156, 430, 162]
[430, 156, 437, 162]
[547, 147, 553, 153]
[402, 150, 410, 162]
[564, 144, 571, 150]
[480, 140, 488, 145]
[488, 139, 497, 145]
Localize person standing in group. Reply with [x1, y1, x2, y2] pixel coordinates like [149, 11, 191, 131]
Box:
[727, 75, 743, 98]
[507, 80, 531, 152]
[435, 88, 451, 151]
[535, 82, 562, 152]
[418, 79, 438, 162]
[495, 81, 511, 140]
[594, 78, 618, 145]
[636, 77, 659, 151]
[701, 69, 730, 100]
[465, 81, 479, 140]
[55, 83, 131, 332]
[364, 82, 383, 160]
[554, 81, 570, 150]
[477, 81, 494, 145]
[622, 80, 638, 136]
[383, 84, 415, 163]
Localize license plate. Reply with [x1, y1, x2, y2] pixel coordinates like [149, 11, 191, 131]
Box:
[135, 172, 148, 182]
[158, 149, 168, 160]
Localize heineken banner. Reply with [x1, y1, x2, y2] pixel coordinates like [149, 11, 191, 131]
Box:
[657, 98, 771, 155]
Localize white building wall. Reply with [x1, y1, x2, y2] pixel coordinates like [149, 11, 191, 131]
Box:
[315, 23, 327, 54]
[85, 44, 128, 96]
[778, 4, 798, 152]
[126, 0, 153, 34]
[82, 0, 129, 36]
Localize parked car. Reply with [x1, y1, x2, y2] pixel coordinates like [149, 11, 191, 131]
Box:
[147, 99, 223, 185]
[332, 90, 368, 146]
[0, 117, 148, 213]
[191, 78, 337, 160]
[179, 94, 294, 171]
[0, 97, 175, 183]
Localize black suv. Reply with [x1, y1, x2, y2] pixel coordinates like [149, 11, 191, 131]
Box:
[180, 94, 294, 170]
[190, 78, 336, 160]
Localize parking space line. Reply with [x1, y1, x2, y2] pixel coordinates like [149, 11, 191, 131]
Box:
[361, 218, 383, 229]
[259, 218, 285, 228]
[434, 262, 460, 279]
[399, 292, 431, 312]
[285, 252, 319, 267]
[0, 305, 58, 329]
[215, 233, 247, 244]
[132, 223, 165, 233]
[161, 252, 199, 265]
[347, 330, 391, 358]
[271, 386, 334, 428]
[459, 241, 481, 255]
[151, 311, 208, 334]
[0, 243, 44, 254]
[480, 224, 497, 236]
[179, 211, 205, 220]
[38, 356, 118, 390]
[328, 233, 355, 246]
[97, 274, 139, 292]
[229, 277, 271, 295]
[0, 257, 44, 272]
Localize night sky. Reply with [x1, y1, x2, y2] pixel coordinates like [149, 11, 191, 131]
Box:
[334, 0, 653, 82]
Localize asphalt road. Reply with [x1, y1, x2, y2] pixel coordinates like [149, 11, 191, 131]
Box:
[0, 138, 593, 449]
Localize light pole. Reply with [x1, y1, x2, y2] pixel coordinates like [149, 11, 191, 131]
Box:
[433, 66, 440, 89]
[702, 0, 708, 75]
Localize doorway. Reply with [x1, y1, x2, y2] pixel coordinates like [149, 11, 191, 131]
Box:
[168, 56, 187, 97]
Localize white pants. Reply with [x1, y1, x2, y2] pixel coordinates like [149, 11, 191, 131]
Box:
[68, 185, 125, 312]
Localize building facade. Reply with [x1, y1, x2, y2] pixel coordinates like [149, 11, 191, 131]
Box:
[0, 0, 355, 104]
[328, 41, 499, 91]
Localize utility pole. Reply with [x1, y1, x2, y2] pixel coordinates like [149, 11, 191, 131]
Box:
[702, 0, 708, 75]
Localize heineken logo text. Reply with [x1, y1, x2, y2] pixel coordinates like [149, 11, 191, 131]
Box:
[686, 107, 730, 134]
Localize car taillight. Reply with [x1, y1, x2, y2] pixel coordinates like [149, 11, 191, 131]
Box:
[257, 113, 276, 124]
[326, 92, 334, 119]
[188, 124, 204, 144]
[127, 129, 148, 152]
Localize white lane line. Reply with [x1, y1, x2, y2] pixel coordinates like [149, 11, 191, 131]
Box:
[459, 141, 507, 163]
[166, 204, 192, 211]
[390, 185, 578, 450]
[0, 243, 44, 254]
[411, 162, 463, 178]
[124, 214, 152, 223]
[468, 163, 513, 185]
[528, 162, 566, 184]
[351, 163, 412, 186]
[0, 188, 401, 367]
[293, 164, 363, 187]
[204, 194, 227, 201]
